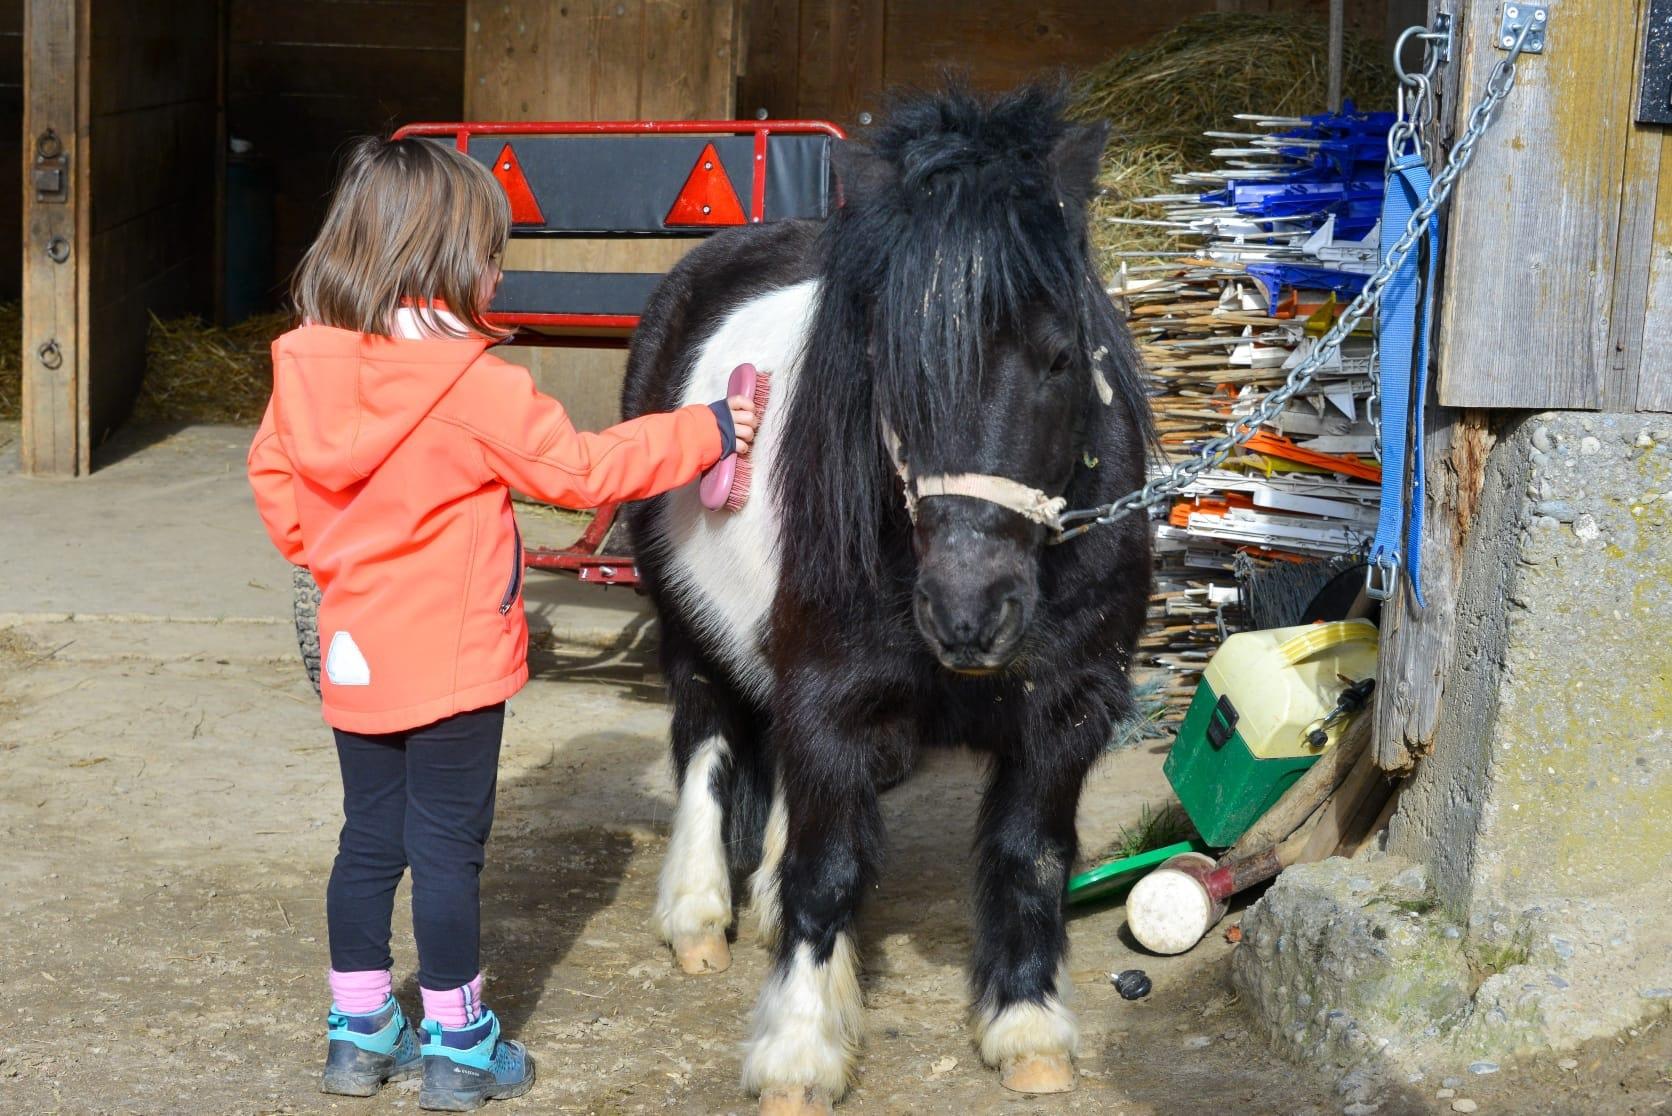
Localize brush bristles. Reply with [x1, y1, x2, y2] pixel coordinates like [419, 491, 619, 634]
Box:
[724, 370, 772, 511]
[724, 457, 752, 511]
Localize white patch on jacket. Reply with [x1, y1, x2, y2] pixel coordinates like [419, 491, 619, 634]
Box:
[325, 631, 372, 687]
[654, 279, 819, 703]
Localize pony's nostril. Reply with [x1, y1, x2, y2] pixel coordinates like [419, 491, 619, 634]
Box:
[980, 594, 1025, 653]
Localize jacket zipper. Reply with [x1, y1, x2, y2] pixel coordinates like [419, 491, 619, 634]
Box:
[499, 522, 523, 615]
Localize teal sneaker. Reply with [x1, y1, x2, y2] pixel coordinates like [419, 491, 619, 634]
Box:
[321, 995, 422, 1096]
[418, 1009, 535, 1111]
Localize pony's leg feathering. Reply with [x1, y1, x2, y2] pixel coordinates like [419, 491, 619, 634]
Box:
[654, 636, 765, 975]
[654, 732, 734, 974]
[968, 729, 1102, 1094]
[747, 780, 788, 947]
[741, 711, 879, 1114]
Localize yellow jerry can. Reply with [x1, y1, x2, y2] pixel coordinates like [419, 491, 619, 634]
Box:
[1164, 619, 1378, 847]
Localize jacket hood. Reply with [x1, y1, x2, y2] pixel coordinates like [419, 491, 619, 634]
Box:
[269, 323, 491, 491]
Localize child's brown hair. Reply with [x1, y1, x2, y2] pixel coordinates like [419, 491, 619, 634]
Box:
[292, 136, 510, 339]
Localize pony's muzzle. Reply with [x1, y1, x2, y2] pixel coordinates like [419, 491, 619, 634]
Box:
[913, 573, 1032, 672]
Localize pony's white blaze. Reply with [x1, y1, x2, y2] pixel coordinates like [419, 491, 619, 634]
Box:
[742, 935, 862, 1099]
[658, 279, 820, 703]
[654, 735, 732, 948]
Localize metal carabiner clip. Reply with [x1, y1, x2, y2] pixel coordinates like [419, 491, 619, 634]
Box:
[1365, 551, 1401, 602]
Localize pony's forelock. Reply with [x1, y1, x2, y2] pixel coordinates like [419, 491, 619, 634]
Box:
[774, 82, 1150, 594]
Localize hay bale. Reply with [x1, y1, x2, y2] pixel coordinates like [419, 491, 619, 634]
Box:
[134, 311, 290, 425]
[1067, 12, 1396, 274]
[0, 299, 21, 421]
[0, 304, 286, 426]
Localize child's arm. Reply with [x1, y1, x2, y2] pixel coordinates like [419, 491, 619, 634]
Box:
[247, 401, 308, 565]
[441, 359, 735, 509]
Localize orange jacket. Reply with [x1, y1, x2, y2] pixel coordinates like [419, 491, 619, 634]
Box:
[248, 323, 724, 734]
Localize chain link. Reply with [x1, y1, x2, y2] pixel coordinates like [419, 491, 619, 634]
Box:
[1056, 20, 1534, 543]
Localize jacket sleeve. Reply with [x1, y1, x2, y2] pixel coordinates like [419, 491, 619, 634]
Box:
[248, 401, 308, 565]
[447, 361, 727, 508]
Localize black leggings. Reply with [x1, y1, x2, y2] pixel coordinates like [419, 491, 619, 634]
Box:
[326, 704, 504, 990]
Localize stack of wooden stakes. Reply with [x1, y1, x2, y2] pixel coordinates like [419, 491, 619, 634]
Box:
[1115, 107, 1393, 725]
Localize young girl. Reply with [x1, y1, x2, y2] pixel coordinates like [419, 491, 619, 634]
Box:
[248, 136, 754, 1111]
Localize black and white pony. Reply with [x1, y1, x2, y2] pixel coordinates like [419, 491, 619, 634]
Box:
[621, 84, 1152, 1112]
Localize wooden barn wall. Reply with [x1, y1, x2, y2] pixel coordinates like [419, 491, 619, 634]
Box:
[84, 0, 219, 444]
[739, 0, 1390, 124]
[226, 0, 467, 304]
[1437, 0, 1672, 413]
[0, 0, 21, 301]
[465, 0, 740, 432]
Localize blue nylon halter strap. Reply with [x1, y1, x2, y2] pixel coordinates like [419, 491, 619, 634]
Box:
[1369, 150, 1438, 608]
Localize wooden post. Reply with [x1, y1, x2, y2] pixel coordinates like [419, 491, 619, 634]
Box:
[1374, 0, 1487, 772]
[1327, 0, 1345, 112]
[20, 0, 85, 475]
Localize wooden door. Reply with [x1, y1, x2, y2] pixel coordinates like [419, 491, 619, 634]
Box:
[20, 0, 218, 476]
[20, 0, 81, 474]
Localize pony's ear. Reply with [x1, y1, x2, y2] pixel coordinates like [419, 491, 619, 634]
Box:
[1051, 121, 1109, 206]
[831, 139, 894, 206]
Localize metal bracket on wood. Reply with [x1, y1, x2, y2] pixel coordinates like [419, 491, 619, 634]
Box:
[1431, 11, 1454, 64]
[1496, 4, 1548, 54]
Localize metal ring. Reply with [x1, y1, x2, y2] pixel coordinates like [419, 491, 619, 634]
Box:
[37, 339, 63, 370]
[1394, 23, 1450, 87]
[1393, 25, 1430, 86]
[45, 235, 69, 263]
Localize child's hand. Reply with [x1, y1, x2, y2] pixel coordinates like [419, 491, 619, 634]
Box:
[728, 395, 757, 456]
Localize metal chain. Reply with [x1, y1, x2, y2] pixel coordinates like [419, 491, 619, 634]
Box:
[1056, 19, 1533, 543]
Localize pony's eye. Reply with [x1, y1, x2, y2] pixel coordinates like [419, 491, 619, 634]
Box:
[1047, 349, 1073, 377]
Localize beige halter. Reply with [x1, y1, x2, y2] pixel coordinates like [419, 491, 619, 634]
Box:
[882, 424, 1068, 533]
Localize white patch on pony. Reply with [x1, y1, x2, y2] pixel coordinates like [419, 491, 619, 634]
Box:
[748, 786, 788, 946]
[972, 968, 1079, 1066]
[1090, 345, 1114, 405]
[653, 735, 733, 947]
[741, 935, 862, 1099]
[656, 279, 820, 704]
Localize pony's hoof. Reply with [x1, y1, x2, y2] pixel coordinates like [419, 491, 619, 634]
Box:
[758, 1087, 835, 1115]
[671, 933, 731, 975]
[1000, 1053, 1075, 1094]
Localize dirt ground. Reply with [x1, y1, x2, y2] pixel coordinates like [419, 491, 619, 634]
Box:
[2, 423, 1668, 1115]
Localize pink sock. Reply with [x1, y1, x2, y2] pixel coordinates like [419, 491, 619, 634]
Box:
[421, 973, 485, 1029]
[329, 968, 392, 1015]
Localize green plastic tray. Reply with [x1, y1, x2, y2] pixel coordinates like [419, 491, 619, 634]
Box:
[1065, 838, 1211, 906]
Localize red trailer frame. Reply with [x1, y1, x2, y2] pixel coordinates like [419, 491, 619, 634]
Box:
[391, 118, 845, 590]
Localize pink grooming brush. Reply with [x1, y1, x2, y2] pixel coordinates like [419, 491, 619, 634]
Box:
[700, 363, 772, 512]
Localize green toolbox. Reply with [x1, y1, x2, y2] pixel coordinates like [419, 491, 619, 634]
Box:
[1164, 619, 1378, 848]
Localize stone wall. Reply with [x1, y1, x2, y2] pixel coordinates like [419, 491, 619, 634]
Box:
[1233, 411, 1672, 1078]
[1388, 411, 1672, 918]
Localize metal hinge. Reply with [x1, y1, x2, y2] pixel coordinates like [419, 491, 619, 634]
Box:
[1497, 4, 1548, 54]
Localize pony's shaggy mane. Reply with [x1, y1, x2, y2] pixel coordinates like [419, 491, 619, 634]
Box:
[770, 82, 1152, 592]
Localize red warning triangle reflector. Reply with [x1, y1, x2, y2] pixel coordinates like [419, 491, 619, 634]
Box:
[491, 143, 545, 226]
[665, 143, 747, 227]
